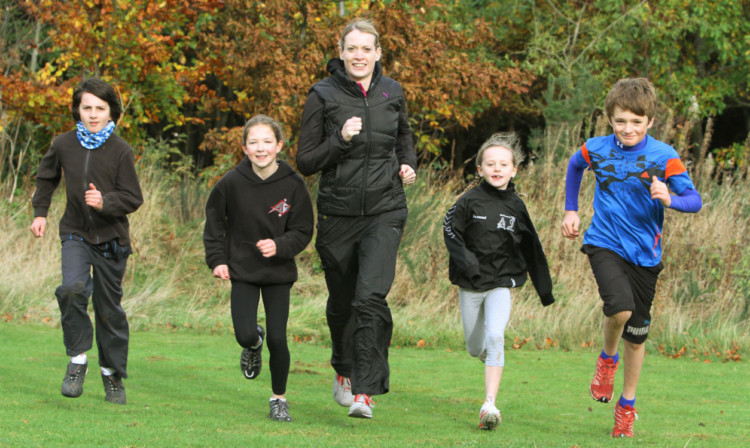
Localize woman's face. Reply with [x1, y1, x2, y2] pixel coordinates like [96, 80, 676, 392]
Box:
[339, 29, 381, 87]
[78, 92, 112, 133]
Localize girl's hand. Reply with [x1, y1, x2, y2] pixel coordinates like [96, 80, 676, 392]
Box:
[212, 264, 230, 280]
[257, 239, 277, 258]
[30, 216, 47, 237]
[561, 210, 580, 240]
[650, 176, 671, 207]
[85, 183, 104, 211]
[341, 116, 362, 142]
[399, 164, 416, 184]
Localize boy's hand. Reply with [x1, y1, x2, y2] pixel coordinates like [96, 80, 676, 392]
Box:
[341, 116, 362, 142]
[257, 239, 276, 258]
[85, 183, 104, 211]
[212, 264, 230, 280]
[561, 210, 581, 240]
[30, 217, 47, 237]
[650, 176, 672, 207]
[399, 164, 416, 184]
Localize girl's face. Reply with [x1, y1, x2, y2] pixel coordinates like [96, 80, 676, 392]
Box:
[243, 124, 283, 176]
[477, 146, 517, 190]
[339, 29, 381, 87]
[78, 92, 112, 133]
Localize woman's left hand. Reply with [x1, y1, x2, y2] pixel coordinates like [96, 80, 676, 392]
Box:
[257, 239, 277, 258]
[399, 164, 416, 185]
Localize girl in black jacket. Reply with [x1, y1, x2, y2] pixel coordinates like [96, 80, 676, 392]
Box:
[443, 133, 555, 431]
[204, 115, 313, 422]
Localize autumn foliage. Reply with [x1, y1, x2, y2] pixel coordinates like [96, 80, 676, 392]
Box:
[1, 0, 533, 168]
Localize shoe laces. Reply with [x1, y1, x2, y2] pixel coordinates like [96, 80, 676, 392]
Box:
[336, 375, 351, 391]
[594, 358, 617, 385]
[614, 404, 638, 432]
[354, 394, 375, 407]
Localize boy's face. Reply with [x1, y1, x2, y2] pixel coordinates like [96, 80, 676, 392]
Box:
[242, 124, 282, 173]
[610, 106, 654, 147]
[78, 92, 112, 133]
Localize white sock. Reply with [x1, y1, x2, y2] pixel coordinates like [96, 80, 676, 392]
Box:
[270, 397, 286, 402]
[101, 366, 115, 376]
[71, 354, 87, 365]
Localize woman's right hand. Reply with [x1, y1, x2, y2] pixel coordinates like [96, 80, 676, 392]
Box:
[30, 217, 46, 237]
[341, 116, 362, 142]
[212, 264, 230, 280]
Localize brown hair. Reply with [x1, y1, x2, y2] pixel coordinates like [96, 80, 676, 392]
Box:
[338, 18, 380, 51]
[72, 78, 122, 124]
[604, 78, 658, 121]
[242, 114, 284, 145]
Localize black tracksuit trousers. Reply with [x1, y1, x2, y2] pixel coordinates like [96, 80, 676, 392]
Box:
[56, 237, 130, 378]
[315, 208, 407, 396]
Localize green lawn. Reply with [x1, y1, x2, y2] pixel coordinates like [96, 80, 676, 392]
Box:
[1, 323, 747, 447]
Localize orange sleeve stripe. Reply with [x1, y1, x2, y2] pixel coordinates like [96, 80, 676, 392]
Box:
[665, 158, 686, 178]
[581, 144, 592, 167]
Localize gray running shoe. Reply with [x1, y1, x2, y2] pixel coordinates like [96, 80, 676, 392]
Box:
[269, 399, 292, 422]
[61, 362, 87, 398]
[241, 325, 265, 379]
[102, 373, 126, 404]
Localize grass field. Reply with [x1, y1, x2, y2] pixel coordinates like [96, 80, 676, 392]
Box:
[1, 323, 748, 447]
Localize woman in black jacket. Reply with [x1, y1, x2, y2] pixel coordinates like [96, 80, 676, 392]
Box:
[296, 18, 417, 419]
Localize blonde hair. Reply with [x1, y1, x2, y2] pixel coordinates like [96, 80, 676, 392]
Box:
[338, 18, 380, 51]
[460, 132, 524, 196]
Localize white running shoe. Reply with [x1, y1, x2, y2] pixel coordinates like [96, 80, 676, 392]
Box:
[348, 394, 375, 419]
[333, 374, 354, 407]
[479, 402, 501, 430]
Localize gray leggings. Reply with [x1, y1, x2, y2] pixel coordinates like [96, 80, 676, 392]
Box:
[458, 287, 511, 367]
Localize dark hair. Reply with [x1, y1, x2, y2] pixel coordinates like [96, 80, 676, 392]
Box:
[242, 114, 285, 144]
[71, 78, 122, 124]
[605, 78, 658, 121]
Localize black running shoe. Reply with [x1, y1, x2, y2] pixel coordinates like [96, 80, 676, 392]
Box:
[101, 373, 126, 404]
[241, 325, 265, 380]
[269, 399, 293, 422]
[61, 362, 87, 398]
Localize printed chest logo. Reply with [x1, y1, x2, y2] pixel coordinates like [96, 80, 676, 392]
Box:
[497, 214, 516, 232]
[268, 199, 290, 217]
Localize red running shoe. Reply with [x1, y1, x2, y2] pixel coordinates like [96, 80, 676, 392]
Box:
[612, 402, 639, 437]
[590, 355, 618, 402]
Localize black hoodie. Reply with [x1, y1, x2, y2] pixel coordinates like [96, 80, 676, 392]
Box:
[203, 158, 314, 285]
[443, 181, 555, 306]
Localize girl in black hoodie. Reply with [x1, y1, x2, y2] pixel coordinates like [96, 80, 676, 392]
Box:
[443, 133, 554, 431]
[204, 115, 313, 422]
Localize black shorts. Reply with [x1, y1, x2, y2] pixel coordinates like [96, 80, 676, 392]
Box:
[583, 245, 663, 344]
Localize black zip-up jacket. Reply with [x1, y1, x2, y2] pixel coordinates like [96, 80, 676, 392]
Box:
[443, 181, 555, 306]
[297, 58, 417, 216]
[203, 159, 314, 285]
[32, 130, 143, 246]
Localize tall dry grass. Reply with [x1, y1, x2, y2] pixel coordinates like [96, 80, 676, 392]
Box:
[1, 149, 748, 359]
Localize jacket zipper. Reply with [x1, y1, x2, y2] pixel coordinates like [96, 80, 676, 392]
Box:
[360, 95, 371, 215]
[83, 150, 100, 244]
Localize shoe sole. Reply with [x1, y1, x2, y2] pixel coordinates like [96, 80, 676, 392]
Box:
[348, 404, 373, 419]
[479, 412, 500, 430]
